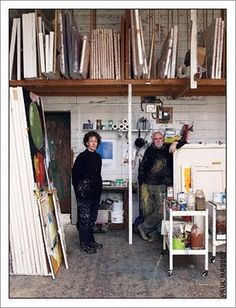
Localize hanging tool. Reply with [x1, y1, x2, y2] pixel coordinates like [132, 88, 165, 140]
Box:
[135, 129, 145, 148]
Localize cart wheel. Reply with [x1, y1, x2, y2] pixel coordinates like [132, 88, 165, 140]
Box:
[167, 270, 173, 277]
[161, 250, 165, 256]
[210, 257, 216, 263]
[202, 270, 208, 277]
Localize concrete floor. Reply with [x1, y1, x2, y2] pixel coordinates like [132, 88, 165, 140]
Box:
[9, 215, 226, 300]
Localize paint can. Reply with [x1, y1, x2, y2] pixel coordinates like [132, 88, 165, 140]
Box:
[112, 200, 123, 212]
[111, 211, 124, 223]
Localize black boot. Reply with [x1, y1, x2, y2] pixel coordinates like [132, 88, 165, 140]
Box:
[80, 244, 96, 254]
[90, 242, 103, 249]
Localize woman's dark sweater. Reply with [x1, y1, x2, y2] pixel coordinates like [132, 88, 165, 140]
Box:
[72, 149, 102, 200]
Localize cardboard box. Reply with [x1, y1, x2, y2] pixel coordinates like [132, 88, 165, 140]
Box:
[96, 210, 109, 224]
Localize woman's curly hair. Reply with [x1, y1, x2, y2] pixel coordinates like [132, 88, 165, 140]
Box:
[83, 131, 102, 148]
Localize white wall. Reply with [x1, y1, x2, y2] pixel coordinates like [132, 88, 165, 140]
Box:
[42, 95, 226, 223]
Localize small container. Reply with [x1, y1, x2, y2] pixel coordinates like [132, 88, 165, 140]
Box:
[173, 237, 186, 250]
[212, 192, 224, 203]
[96, 119, 102, 130]
[216, 213, 226, 235]
[111, 211, 124, 223]
[112, 200, 123, 212]
[179, 203, 187, 211]
[170, 200, 178, 210]
[93, 121, 97, 130]
[187, 188, 195, 211]
[177, 192, 187, 204]
[96, 210, 109, 224]
[191, 226, 204, 249]
[195, 189, 206, 211]
[222, 194, 226, 204]
[167, 186, 174, 200]
[108, 120, 113, 130]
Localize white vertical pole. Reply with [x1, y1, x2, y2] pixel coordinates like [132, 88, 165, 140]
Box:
[169, 211, 173, 271]
[212, 205, 216, 257]
[17, 18, 21, 80]
[205, 209, 209, 271]
[128, 84, 133, 245]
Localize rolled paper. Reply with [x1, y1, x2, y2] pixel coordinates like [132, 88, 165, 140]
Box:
[112, 123, 118, 130]
[118, 123, 125, 130]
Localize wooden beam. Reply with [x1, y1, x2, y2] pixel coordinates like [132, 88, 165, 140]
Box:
[9, 78, 226, 97]
[120, 17, 125, 80]
[90, 9, 96, 32]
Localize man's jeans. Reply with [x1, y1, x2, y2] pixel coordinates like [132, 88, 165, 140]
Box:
[139, 184, 166, 237]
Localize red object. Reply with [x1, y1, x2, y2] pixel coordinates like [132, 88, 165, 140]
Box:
[183, 216, 192, 222]
[33, 152, 46, 187]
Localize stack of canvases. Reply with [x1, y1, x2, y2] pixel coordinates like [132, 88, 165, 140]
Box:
[206, 17, 225, 79]
[9, 87, 68, 279]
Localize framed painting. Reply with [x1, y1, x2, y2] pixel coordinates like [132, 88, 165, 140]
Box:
[38, 193, 63, 278]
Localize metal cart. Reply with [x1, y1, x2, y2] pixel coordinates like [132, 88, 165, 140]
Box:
[208, 201, 226, 263]
[162, 199, 209, 277]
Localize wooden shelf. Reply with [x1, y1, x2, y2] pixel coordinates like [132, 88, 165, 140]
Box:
[9, 78, 226, 98]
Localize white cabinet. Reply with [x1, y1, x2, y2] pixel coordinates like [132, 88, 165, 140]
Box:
[162, 199, 209, 277]
[173, 144, 226, 200]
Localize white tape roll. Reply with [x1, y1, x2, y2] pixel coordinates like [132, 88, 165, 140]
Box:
[124, 124, 129, 130]
[122, 118, 128, 125]
[112, 123, 118, 130]
[118, 123, 125, 130]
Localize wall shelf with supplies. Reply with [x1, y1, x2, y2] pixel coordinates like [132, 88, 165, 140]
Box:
[82, 129, 151, 132]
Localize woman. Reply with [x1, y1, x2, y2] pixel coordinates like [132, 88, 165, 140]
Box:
[72, 131, 103, 254]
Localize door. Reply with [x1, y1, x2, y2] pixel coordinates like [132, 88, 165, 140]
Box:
[45, 112, 71, 213]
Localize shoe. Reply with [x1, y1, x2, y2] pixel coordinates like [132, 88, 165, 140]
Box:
[80, 245, 96, 254]
[148, 237, 156, 242]
[147, 234, 160, 242]
[90, 242, 103, 249]
[137, 225, 149, 241]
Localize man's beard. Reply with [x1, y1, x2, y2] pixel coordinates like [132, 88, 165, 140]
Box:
[155, 143, 163, 149]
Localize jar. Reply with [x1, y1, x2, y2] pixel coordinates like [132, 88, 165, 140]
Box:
[191, 226, 204, 249]
[195, 189, 206, 211]
[216, 214, 226, 235]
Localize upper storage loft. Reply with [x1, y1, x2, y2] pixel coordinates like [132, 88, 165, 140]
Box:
[9, 9, 226, 97]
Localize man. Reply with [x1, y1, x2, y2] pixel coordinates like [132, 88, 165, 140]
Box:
[137, 131, 186, 241]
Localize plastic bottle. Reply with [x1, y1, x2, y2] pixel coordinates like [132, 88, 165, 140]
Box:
[187, 188, 195, 211]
